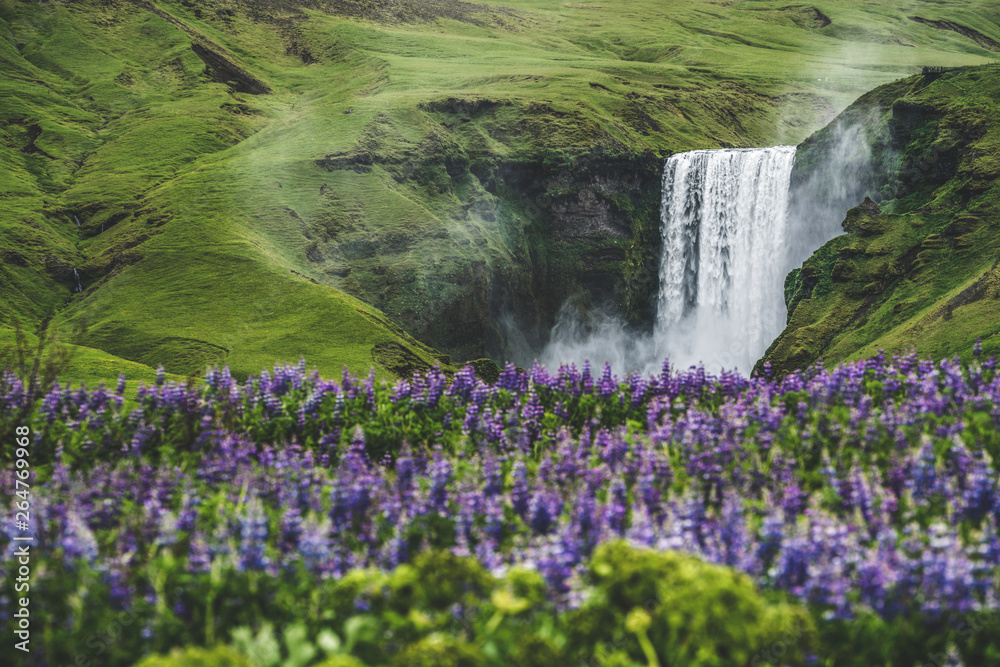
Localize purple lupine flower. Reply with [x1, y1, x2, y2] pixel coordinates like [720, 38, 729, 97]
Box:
[188, 533, 212, 572]
[756, 512, 784, 572]
[62, 511, 99, 563]
[599, 429, 628, 471]
[429, 449, 452, 512]
[237, 497, 269, 571]
[960, 457, 996, 523]
[604, 477, 628, 535]
[529, 489, 564, 536]
[279, 506, 302, 554]
[510, 461, 530, 519]
[482, 453, 503, 497]
[299, 514, 331, 575]
[637, 455, 664, 523]
[396, 445, 416, 498]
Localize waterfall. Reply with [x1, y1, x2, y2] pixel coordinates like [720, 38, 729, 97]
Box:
[73, 268, 83, 293]
[538, 146, 797, 375]
[656, 147, 796, 372]
[73, 215, 81, 227]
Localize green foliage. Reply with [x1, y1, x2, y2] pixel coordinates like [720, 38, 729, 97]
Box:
[314, 658, 366, 667]
[133, 646, 253, 667]
[231, 622, 342, 667]
[0, 314, 80, 402]
[569, 541, 815, 667]
[408, 550, 494, 611]
[391, 634, 484, 667]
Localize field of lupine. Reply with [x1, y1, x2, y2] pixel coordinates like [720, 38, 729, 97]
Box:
[2, 349, 1000, 666]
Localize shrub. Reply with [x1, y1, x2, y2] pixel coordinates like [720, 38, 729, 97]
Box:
[133, 645, 252, 667]
[391, 634, 484, 667]
[569, 541, 815, 667]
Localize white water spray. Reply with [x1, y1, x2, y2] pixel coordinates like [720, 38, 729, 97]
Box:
[73, 268, 83, 293]
[540, 146, 796, 375]
[73, 215, 81, 227]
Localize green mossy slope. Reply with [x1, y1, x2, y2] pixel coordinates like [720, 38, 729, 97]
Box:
[763, 64, 1000, 374]
[0, 327, 186, 392]
[2, 0, 998, 382]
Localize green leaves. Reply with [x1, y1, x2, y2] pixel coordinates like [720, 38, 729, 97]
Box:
[570, 541, 815, 667]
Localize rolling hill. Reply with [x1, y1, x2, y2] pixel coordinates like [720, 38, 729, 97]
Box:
[2, 0, 998, 381]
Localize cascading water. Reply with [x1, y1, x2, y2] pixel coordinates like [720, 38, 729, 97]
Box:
[539, 146, 797, 375]
[73, 268, 83, 293]
[655, 146, 796, 372]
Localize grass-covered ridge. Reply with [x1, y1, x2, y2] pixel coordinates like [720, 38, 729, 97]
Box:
[2, 0, 999, 382]
[763, 63, 1000, 375]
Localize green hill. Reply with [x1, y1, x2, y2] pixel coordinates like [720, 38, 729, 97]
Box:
[2, 0, 998, 381]
[762, 64, 1000, 374]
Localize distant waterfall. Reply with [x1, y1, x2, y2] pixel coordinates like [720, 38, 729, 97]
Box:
[656, 147, 795, 372]
[538, 146, 796, 375]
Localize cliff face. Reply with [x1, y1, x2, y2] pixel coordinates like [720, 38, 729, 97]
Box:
[761, 65, 1000, 375]
[312, 144, 665, 363]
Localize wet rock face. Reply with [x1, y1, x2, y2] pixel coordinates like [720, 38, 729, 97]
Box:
[43, 255, 75, 284]
[309, 149, 663, 364]
[550, 177, 633, 240]
[474, 153, 663, 361]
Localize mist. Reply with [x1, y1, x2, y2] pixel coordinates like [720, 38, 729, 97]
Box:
[784, 111, 883, 272]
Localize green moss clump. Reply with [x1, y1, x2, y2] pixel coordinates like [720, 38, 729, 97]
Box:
[468, 358, 501, 384]
[391, 634, 484, 667]
[315, 657, 368, 667]
[132, 646, 252, 667]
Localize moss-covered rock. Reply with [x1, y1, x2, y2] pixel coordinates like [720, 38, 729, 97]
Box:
[468, 357, 501, 384]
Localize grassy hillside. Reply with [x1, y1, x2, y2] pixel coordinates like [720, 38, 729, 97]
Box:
[0, 326, 188, 393]
[762, 63, 1000, 374]
[2, 0, 998, 382]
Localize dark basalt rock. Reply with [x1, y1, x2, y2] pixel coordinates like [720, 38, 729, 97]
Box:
[372, 340, 426, 378]
[1, 250, 28, 267]
[191, 43, 271, 95]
